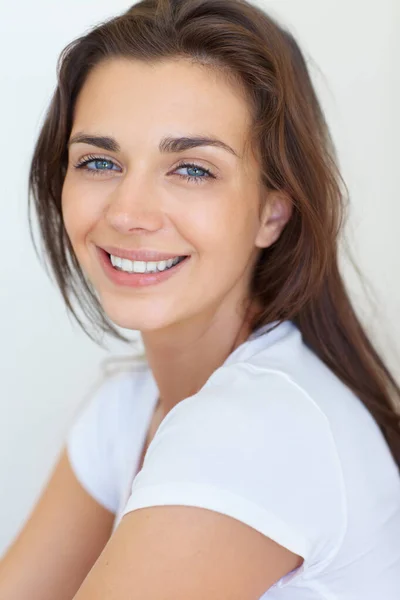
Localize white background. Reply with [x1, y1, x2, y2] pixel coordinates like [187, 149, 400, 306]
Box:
[0, 0, 399, 553]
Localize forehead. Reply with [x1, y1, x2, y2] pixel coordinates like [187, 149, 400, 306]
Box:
[72, 58, 252, 154]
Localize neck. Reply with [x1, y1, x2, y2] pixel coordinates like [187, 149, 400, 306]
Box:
[141, 297, 259, 416]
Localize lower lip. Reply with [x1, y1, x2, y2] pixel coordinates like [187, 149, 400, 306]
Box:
[97, 248, 190, 288]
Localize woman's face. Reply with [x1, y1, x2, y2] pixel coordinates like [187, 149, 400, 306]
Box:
[62, 58, 284, 333]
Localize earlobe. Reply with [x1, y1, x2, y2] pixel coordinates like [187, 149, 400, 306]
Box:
[255, 191, 292, 249]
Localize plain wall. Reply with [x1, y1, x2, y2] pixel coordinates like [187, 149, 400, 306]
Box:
[0, 0, 399, 553]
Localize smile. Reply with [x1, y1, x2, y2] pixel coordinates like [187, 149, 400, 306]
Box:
[96, 247, 191, 288]
[110, 254, 186, 274]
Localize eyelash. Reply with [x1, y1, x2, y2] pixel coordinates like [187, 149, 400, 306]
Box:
[72, 155, 216, 185]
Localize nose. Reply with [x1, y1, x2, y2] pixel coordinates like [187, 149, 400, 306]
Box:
[104, 172, 164, 235]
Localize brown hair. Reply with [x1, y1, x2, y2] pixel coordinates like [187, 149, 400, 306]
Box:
[28, 0, 400, 468]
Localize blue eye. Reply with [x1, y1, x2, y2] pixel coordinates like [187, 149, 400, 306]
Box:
[88, 159, 115, 170]
[73, 156, 216, 184]
[174, 162, 214, 184]
[74, 155, 120, 176]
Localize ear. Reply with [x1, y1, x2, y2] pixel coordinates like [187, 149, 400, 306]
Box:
[254, 190, 293, 249]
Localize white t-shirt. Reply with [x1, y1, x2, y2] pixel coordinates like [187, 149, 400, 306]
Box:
[66, 320, 400, 598]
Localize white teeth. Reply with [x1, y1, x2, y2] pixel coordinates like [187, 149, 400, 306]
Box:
[121, 258, 133, 272]
[146, 261, 158, 273]
[109, 254, 184, 274]
[110, 255, 123, 268]
[132, 260, 147, 273]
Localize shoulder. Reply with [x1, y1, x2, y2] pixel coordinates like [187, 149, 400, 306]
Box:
[65, 362, 152, 513]
[157, 361, 335, 442]
[71, 362, 151, 422]
[127, 362, 347, 565]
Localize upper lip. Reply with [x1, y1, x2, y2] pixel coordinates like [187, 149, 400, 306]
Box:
[100, 245, 188, 262]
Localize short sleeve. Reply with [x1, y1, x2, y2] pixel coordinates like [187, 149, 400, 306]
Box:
[66, 375, 120, 514]
[122, 363, 347, 565]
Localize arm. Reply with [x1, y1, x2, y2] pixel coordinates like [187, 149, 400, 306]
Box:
[73, 504, 303, 599]
[0, 448, 115, 600]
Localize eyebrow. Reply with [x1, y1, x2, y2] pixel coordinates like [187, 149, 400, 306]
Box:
[67, 133, 240, 158]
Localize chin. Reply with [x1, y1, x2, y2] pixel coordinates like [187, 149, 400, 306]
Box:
[107, 311, 169, 333]
[101, 298, 182, 333]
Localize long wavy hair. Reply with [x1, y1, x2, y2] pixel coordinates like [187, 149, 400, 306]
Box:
[28, 0, 400, 469]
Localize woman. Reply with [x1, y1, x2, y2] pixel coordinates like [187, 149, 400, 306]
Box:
[1, 0, 399, 597]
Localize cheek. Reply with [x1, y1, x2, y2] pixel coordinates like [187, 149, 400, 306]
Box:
[179, 195, 259, 287]
[187, 195, 258, 255]
[61, 178, 104, 245]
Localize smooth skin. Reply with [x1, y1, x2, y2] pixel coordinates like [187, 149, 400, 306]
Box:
[1, 57, 303, 598]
